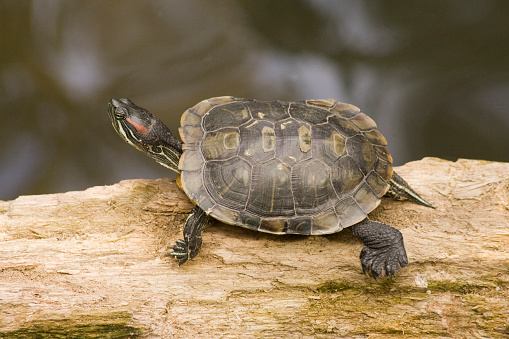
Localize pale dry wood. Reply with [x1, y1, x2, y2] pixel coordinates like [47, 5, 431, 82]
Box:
[0, 157, 508, 338]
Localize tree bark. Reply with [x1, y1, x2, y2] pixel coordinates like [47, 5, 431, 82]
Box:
[0, 157, 508, 338]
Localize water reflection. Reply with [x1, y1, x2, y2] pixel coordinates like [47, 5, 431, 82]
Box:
[1, 0, 508, 200]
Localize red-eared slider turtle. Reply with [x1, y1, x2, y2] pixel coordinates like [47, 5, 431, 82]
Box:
[108, 97, 433, 278]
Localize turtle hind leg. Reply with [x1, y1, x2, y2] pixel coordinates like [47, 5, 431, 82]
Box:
[350, 218, 408, 279]
[167, 206, 208, 265]
[387, 171, 435, 208]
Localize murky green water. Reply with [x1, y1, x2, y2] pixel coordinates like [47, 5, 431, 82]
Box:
[1, 0, 508, 200]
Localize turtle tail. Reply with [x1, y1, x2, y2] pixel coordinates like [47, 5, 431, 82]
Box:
[387, 171, 435, 208]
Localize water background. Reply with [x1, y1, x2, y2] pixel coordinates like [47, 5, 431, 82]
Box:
[1, 0, 509, 200]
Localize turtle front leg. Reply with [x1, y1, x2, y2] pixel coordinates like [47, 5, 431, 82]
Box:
[167, 206, 208, 265]
[350, 219, 408, 279]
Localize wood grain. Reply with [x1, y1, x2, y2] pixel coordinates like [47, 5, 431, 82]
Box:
[1, 158, 508, 338]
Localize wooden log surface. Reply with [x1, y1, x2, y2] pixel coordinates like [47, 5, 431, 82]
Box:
[0, 157, 508, 338]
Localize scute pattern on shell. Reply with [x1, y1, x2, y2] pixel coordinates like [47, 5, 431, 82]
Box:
[178, 97, 393, 235]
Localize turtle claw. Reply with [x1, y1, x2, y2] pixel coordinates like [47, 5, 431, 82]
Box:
[165, 206, 207, 266]
[173, 239, 187, 249]
[166, 239, 190, 265]
[359, 245, 408, 279]
[350, 219, 408, 280]
[166, 233, 203, 266]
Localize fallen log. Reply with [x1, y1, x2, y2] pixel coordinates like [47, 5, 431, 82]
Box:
[0, 157, 508, 338]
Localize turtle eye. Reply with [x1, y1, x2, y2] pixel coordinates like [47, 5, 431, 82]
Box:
[114, 108, 127, 120]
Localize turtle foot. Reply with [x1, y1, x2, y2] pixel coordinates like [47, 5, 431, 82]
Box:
[165, 206, 207, 266]
[166, 239, 190, 265]
[165, 234, 203, 265]
[359, 243, 408, 279]
[350, 219, 409, 279]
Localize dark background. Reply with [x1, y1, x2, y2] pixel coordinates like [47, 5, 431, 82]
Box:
[1, 0, 508, 201]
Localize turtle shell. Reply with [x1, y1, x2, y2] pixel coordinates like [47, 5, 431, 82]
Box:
[178, 97, 393, 235]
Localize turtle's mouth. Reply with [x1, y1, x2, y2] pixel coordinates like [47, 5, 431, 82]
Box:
[107, 103, 116, 121]
[107, 100, 142, 150]
[107, 102, 124, 134]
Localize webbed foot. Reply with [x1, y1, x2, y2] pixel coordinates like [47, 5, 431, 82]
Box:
[359, 241, 408, 279]
[350, 218, 408, 279]
[165, 206, 207, 265]
[166, 239, 191, 265]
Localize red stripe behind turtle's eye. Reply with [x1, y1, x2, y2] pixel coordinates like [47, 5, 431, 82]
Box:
[126, 118, 149, 135]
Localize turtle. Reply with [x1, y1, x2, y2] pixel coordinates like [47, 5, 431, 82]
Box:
[108, 96, 433, 278]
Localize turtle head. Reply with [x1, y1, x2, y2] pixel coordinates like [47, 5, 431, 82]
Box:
[108, 98, 182, 173]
